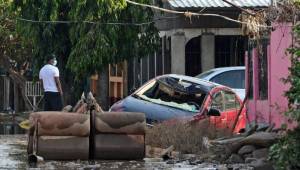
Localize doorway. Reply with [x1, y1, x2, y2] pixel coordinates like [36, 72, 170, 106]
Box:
[185, 36, 201, 76]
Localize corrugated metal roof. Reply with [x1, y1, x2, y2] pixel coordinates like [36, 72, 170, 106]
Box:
[168, 0, 271, 8]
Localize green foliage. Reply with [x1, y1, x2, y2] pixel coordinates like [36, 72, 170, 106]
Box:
[0, 0, 32, 70]
[12, 0, 159, 79]
[67, 0, 158, 78]
[269, 127, 300, 170]
[283, 24, 300, 122]
[13, 0, 71, 75]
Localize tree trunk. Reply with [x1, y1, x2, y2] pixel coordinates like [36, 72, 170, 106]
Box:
[8, 69, 31, 110]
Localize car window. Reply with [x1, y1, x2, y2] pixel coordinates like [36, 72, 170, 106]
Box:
[196, 70, 217, 79]
[211, 91, 224, 112]
[135, 77, 207, 113]
[210, 70, 245, 89]
[224, 91, 240, 111]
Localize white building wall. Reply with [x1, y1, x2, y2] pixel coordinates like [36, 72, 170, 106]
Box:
[201, 34, 215, 72]
[171, 32, 186, 74]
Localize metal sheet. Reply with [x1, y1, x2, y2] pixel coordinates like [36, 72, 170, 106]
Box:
[168, 0, 271, 8]
[37, 136, 89, 160]
[94, 134, 145, 160]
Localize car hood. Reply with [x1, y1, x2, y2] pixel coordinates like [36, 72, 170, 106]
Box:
[114, 96, 201, 123]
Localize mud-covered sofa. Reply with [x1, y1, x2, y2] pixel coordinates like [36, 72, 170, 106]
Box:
[27, 111, 146, 160]
[28, 112, 90, 160]
[92, 111, 146, 160]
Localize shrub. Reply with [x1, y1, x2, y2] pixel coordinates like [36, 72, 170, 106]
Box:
[269, 127, 300, 170]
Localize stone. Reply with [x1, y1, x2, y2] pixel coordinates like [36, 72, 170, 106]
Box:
[228, 154, 244, 163]
[240, 132, 279, 147]
[245, 157, 257, 164]
[243, 153, 253, 159]
[253, 148, 269, 159]
[250, 158, 274, 170]
[238, 145, 256, 155]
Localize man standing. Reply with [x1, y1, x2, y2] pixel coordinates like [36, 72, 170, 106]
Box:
[39, 54, 63, 111]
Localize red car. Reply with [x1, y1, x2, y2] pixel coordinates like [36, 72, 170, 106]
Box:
[110, 74, 246, 133]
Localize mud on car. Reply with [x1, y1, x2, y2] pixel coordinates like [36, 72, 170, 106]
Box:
[110, 74, 246, 133]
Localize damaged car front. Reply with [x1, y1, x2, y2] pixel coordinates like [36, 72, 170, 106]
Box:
[110, 74, 246, 133]
[110, 75, 212, 123]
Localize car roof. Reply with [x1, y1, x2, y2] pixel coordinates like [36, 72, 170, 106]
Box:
[205, 66, 245, 72]
[158, 74, 220, 93]
[196, 66, 245, 80]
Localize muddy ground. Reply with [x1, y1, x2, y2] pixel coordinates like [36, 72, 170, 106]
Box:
[0, 135, 254, 170]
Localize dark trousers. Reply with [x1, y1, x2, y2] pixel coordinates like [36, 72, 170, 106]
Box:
[44, 92, 63, 111]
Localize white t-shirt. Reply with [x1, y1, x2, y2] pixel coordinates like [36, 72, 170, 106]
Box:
[39, 64, 60, 92]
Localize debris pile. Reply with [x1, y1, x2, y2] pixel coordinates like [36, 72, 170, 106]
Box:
[205, 125, 281, 169]
[62, 92, 103, 113]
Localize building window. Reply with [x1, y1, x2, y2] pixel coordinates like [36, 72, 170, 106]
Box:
[164, 36, 171, 74]
[215, 36, 247, 67]
[247, 42, 254, 100]
[156, 38, 163, 76]
[258, 39, 269, 100]
[129, 36, 171, 93]
[185, 36, 201, 76]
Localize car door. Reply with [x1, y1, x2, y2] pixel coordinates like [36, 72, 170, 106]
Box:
[223, 90, 240, 129]
[209, 90, 226, 129]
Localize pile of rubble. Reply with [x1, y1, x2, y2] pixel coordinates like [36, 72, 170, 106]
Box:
[62, 92, 103, 113]
[204, 126, 281, 170]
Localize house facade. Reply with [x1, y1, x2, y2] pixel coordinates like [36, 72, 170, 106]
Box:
[246, 23, 296, 129]
[126, 0, 270, 93]
[93, 0, 271, 110]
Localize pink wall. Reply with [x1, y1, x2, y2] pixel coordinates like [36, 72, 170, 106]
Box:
[246, 23, 293, 129]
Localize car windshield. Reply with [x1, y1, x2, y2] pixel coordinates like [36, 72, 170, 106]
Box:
[196, 70, 216, 79]
[135, 77, 207, 113]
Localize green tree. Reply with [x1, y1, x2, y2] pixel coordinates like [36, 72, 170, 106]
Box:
[12, 0, 159, 103]
[284, 24, 300, 122]
[0, 0, 32, 71]
[0, 0, 34, 110]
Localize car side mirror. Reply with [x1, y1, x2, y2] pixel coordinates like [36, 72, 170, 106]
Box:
[207, 108, 221, 116]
